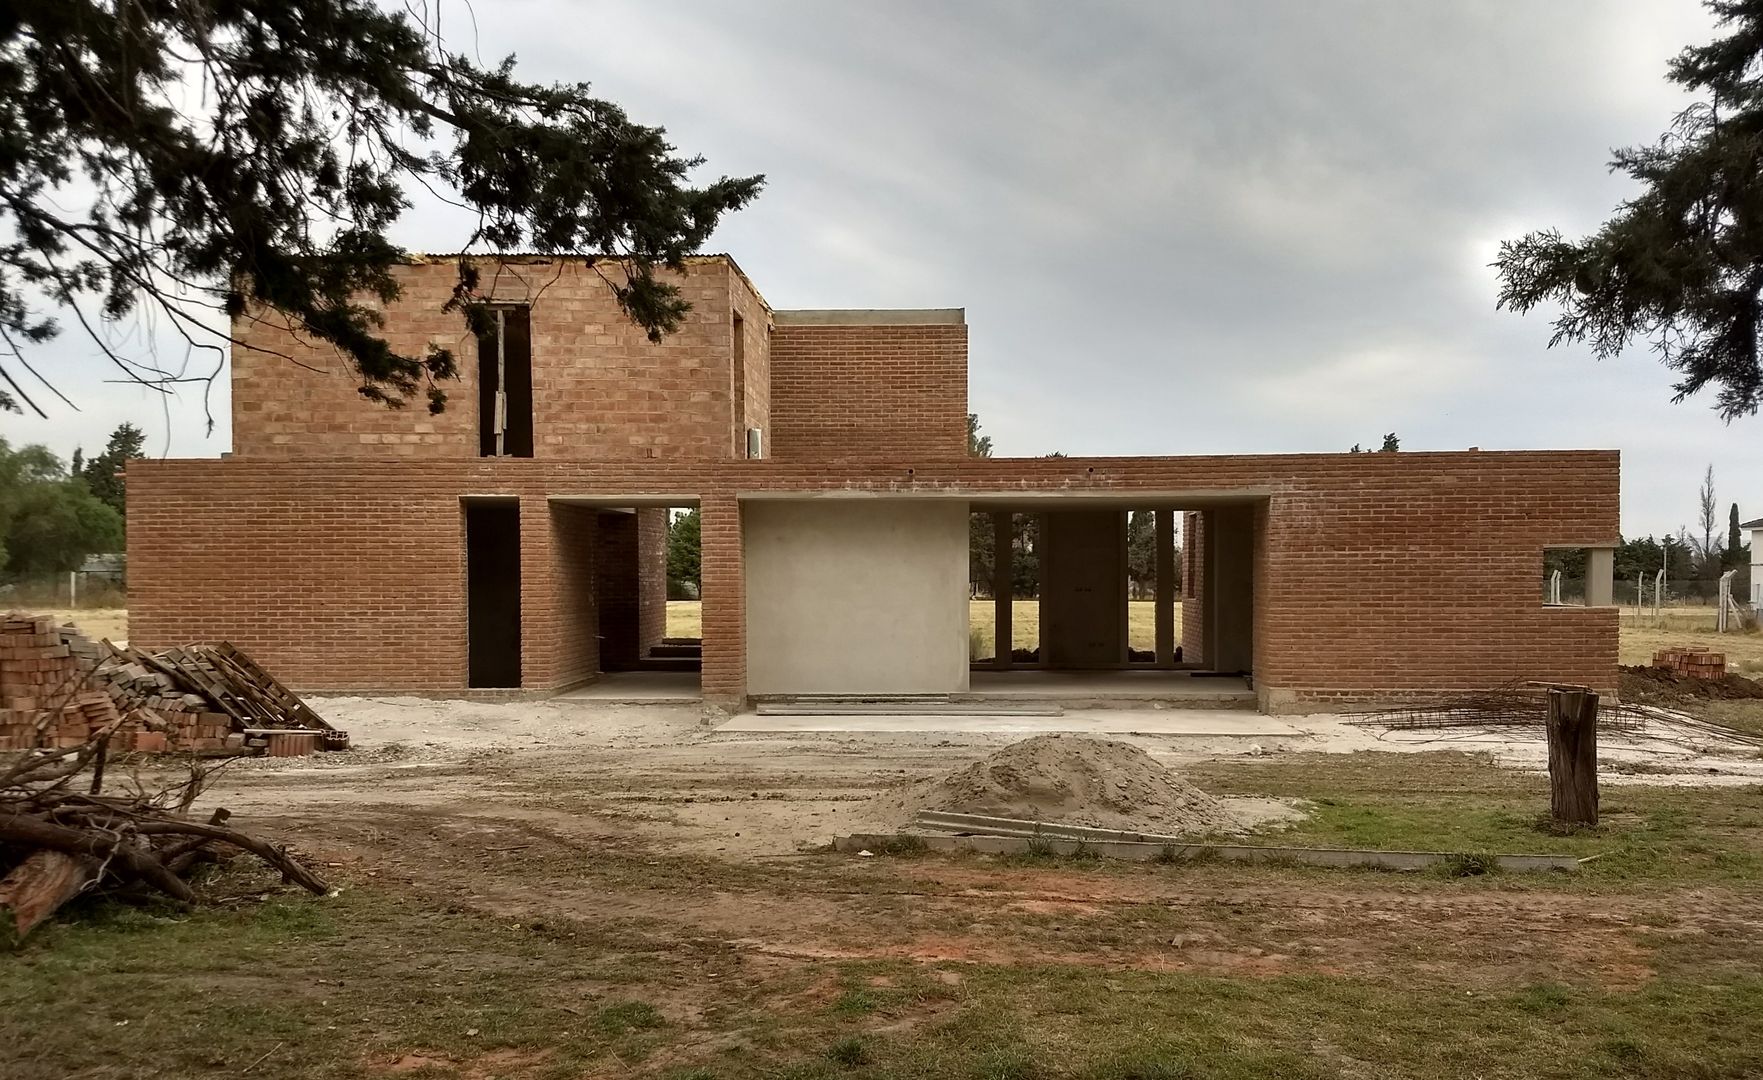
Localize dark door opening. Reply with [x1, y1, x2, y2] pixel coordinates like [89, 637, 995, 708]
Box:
[477, 306, 533, 458]
[466, 501, 522, 688]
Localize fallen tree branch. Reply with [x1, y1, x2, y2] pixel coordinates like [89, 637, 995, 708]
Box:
[130, 821, 328, 895]
[0, 811, 195, 903]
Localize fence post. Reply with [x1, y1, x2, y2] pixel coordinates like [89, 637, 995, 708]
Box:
[1546, 688, 1599, 828]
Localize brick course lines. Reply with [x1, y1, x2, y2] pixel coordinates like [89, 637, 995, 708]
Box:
[128, 450, 1619, 706]
[768, 323, 967, 460]
[231, 258, 751, 462]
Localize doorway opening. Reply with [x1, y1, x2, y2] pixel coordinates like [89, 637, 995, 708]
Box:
[550, 498, 701, 700]
[465, 500, 522, 688]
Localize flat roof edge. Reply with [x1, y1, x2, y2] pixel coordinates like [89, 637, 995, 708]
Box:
[773, 308, 964, 326]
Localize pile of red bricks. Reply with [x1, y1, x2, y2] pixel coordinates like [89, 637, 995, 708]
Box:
[1653, 647, 1728, 679]
[0, 614, 244, 753]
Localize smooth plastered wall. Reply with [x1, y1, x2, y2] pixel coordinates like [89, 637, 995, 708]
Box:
[742, 500, 970, 695]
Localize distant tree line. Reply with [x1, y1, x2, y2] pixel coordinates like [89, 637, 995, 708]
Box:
[1550, 464, 1751, 603]
[0, 423, 143, 586]
[965, 415, 1180, 600]
[667, 508, 701, 599]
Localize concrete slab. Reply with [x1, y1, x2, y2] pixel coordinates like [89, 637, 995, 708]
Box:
[555, 671, 700, 702]
[717, 709, 1305, 736]
[967, 670, 1252, 696]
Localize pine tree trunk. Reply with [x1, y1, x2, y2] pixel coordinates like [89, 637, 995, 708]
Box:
[1547, 689, 1599, 827]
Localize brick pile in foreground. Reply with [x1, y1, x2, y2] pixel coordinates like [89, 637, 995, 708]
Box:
[0, 613, 336, 755]
[1653, 647, 1728, 680]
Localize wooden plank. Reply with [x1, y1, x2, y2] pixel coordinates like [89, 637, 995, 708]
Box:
[212, 643, 331, 731]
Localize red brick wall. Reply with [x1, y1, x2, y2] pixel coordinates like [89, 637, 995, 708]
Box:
[700, 495, 745, 702]
[768, 321, 967, 460]
[128, 450, 1619, 709]
[729, 267, 771, 457]
[232, 257, 748, 461]
[549, 504, 599, 687]
[638, 507, 669, 654]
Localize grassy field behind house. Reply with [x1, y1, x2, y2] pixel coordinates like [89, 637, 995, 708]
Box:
[26, 602, 1763, 673]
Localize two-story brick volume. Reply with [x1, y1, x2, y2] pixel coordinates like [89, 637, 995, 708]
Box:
[127, 253, 1621, 713]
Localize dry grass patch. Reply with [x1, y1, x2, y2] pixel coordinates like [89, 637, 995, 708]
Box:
[24, 607, 127, 643]
[666, 600, 701, 639]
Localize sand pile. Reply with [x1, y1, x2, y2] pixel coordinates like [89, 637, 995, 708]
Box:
[878, 734, 1233, 835]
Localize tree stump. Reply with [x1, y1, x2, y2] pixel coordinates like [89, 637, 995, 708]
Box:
[1546, 688, 1599, 827]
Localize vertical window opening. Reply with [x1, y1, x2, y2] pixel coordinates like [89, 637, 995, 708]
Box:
[478, 306, 533, 458]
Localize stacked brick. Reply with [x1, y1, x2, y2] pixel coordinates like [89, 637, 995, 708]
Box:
[1653, 647, 1728, 679]
[0, 614, 244, 753]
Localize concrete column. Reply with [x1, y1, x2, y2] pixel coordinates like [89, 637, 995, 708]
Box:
[1155, 508, 1175, 667]
[1211, 503, 1255, 674]
[1586, 547, 1615, 607]
[992, 511, 1012, 669]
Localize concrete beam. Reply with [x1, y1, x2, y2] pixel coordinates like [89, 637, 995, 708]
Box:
[772, 308, 964, 326]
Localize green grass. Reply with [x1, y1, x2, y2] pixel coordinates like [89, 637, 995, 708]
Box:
[10, 752, 1763, 1078]
[1191, 752, 1763, 886]
[7, 859, 1763, 1079]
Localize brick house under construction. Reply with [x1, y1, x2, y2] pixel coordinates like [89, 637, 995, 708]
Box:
[126, 254, 1621, 713]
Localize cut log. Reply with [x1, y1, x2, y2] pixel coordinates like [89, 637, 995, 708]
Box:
[0, 811, 195, 903]
[0, 850, 100, 943]
[1547, 688, 1599, 827]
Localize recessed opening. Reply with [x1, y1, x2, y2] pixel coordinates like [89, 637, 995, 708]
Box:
[478, 305, 533, 458]
[549, 499, 700, 700]
[1544, 545, 1615, 607]
[465, 501, 522, 688]
[968, 507, 1195, 671]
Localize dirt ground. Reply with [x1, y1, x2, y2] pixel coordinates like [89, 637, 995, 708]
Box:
[14, 696, 1763, 1078]
[181, 697, 1763, 992]
[192, 696, 1763, 862]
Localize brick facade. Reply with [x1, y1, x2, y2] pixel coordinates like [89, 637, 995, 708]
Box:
[232, 256, 762, 462]
[128, 451, 1620, 710]
[1181, 511, 1205, 665]
[768, 318, 967, 460]
[132, 254, 1620, 710]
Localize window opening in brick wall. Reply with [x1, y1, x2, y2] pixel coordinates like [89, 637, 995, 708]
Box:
[477, 305, 533, 458]
[732, 312, 746, 457]
[1543, 546, 1615, 607]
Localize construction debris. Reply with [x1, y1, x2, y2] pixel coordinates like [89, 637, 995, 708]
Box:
[875, 734, 1235, 835]
[1620, 662, 1763, 702]
[0, 728, 330, 943]
[0, 614, 343, 756]
[0, 614, 335, 941]
[1652, 647, 1728, 679]
[1347, 684, 1651, 735]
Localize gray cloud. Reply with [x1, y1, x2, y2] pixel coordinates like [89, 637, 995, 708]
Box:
[6, 0, 1756, 537]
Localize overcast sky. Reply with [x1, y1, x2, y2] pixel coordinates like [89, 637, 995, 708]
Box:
[7, 0, 1758, 539]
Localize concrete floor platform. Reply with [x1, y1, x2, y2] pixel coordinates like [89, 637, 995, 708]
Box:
[718, 709, 1303, 736]
[963, 669, 1256, 709]
[554, 671, 701, 702]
